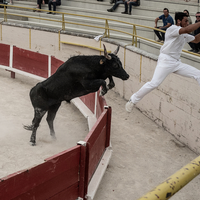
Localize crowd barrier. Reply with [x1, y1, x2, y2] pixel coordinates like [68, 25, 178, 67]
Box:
[0, 43, 112, 200]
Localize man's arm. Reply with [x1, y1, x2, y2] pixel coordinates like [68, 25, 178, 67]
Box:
[162, 22, 172, 29]
[191, 33, 200, 43]
[155, 17, 160, 28]
[179, 22, 200, 35]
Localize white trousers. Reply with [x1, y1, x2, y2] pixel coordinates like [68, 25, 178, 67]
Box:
[130, 53, 200, 104]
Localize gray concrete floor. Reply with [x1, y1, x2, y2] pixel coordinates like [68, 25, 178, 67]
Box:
[95, 90, 200, 200]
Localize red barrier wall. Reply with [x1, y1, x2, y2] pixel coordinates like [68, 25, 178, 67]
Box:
[51, 56, 64, 75]
[13, 47, 48, 78]
[0, 43, 10, 66]
[0, 146, 81, 200]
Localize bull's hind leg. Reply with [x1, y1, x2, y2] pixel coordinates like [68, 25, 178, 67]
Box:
[46, 103, 61, 140]
[30, 108, 47, 146]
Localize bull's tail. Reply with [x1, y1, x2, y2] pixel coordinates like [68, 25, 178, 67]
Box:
[23, 124, 34, 131]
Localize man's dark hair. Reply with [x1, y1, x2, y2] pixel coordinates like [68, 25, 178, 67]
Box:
[175, 12, 188, 24]
[163, 8, 169, 12]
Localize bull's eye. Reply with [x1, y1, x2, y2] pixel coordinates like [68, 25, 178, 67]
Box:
[113, 63, 118, 69]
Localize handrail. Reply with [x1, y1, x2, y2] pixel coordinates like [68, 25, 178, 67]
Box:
[0, 4, 200, 57]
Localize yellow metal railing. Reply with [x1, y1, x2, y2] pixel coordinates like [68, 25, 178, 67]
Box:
[0, 4, 199, 58]
[137, 155, 200, 200]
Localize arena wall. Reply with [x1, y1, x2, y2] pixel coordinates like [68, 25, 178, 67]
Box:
[1, 24, 200, 154]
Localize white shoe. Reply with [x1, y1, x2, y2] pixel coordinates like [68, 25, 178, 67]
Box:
[125, 99, 135, 112]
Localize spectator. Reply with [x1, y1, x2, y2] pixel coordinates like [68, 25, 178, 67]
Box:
[121, 0, 140, 15]
[154, 8, 174, 42]
[110, 0, 116, 3]
[183, 9, 192, 25]
[188, 12, 200, 53]
[33, 0, 45, 12]
[107, 0, 125, 12]
[47, 0, 61, 15]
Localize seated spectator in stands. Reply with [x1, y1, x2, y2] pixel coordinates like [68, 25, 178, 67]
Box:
[33, 0, 45, 12]
[183, 9, 192, 25]
[110, 0, 116, 3]
[154, 8, 174, 42]
[47, 0, 61, 14]
[188, 12, 200, 53]
[121, 0, 140, 15]
[107, 0, 125, 12]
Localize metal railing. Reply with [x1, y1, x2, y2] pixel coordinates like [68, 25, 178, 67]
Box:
[0, 4, 199, 57]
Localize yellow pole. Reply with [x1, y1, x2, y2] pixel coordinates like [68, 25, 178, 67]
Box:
[0, 23, 2, 41]
[138, 155, 200, 200]
[140, 55, 142, 82]
[29, 29, 31, 49]
[58, 30, 60, 51]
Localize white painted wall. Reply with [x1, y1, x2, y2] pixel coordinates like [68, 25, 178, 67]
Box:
[1, 24, 200, 154]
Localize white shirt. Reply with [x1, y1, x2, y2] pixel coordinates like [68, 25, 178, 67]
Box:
[160, 25, 195, 60]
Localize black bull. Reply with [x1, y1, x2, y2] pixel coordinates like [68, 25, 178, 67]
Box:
[24, 45, 129, 146]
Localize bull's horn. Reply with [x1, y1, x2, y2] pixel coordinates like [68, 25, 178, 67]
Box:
[113, 45, 120, 55]
[103, 44, 111, 60]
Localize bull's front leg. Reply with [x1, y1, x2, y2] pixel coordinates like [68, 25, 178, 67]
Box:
[107, 76, 115, 90]
[81, 79, 107, 96]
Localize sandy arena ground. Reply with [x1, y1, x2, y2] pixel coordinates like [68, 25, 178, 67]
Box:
[0, 68, 200, 200]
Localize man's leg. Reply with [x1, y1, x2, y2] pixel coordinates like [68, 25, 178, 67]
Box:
[48, 1, 52, 10]
[121, 1, 128, 14]
[52, 1, 56, 11]
[160, 27, 167, 41]
[174, 62, 200, 85]
[126, 57, 175, 112]
[128, 2, 138, 13]
[154, 27, 162, 41]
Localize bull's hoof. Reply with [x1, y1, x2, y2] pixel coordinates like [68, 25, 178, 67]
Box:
[24, 124, 34, 131]
[51, 135, 57, 140]
[30, 142, 36, 146]
[99, 89, 107, 96]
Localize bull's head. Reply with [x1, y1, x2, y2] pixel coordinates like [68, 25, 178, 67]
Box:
[101, 44, 129, 81]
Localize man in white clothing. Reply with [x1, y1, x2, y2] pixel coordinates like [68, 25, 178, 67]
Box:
[126, 12, 200, 112]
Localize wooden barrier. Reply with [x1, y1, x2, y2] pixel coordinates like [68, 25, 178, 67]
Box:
[0, 44, 112, 200]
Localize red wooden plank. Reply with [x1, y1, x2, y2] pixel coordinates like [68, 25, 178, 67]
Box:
[48, 182, 79, 200]
[12, 167, 79, 200]
[85, 111, 107, 149]
[51, 56, 64, 75]
[80, 93, 95, 113]
[88, 127, 107, 181]
[105, 107, 112, 148]
[13, 47, 48, 78]
[96, 94, 107, 119]
[78, 144, 87, 199]
[0, 43, 10, 66]
[0, 146, 80, 200]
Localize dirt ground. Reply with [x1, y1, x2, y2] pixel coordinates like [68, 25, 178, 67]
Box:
[0, 69, 88, 178]
[0, 68, 200, 200]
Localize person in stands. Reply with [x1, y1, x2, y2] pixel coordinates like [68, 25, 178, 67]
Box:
[47, 0, 61, 15]
[121, 0, 140, 15]
[154, 8, 174, 43]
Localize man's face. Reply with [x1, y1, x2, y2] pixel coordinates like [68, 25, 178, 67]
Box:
[196, 14, 200, 22]
[163, 9, 169, 17]
[180, 16, 189, 27]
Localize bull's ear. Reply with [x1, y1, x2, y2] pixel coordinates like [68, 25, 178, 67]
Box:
[100, 59, 104, 65]
[113, 45, 120, 55]
[103, 44, 111, 60]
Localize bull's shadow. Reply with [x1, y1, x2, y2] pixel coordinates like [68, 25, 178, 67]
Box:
[24, 44, 129, 146]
